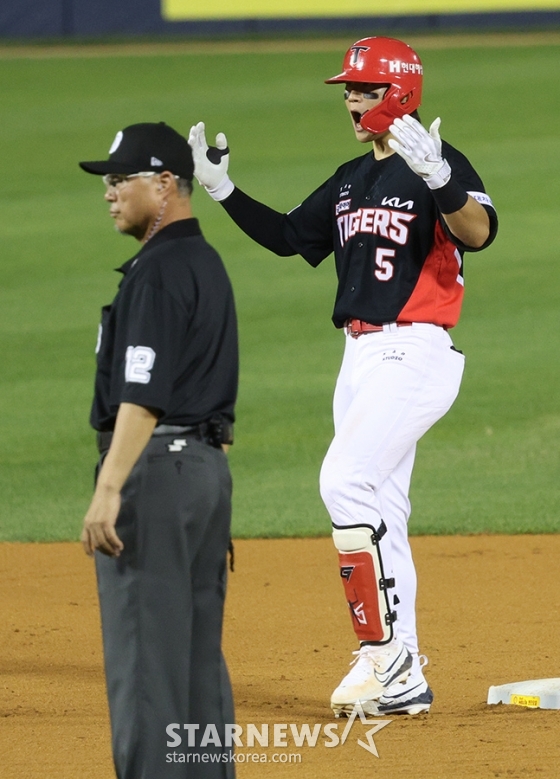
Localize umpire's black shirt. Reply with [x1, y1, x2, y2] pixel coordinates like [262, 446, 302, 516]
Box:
[91, 219, 238, 432]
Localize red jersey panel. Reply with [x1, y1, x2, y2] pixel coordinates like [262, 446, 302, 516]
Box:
[399, 220, 464, 328]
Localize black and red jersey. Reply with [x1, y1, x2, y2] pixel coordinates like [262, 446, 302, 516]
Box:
[222, 141, 497, 330]
[282, 142, 497, 329]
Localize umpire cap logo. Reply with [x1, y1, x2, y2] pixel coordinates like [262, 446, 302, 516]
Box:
[109, 131, 123, 154]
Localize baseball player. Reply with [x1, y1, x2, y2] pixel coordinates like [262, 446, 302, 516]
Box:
[188, 36, 497, 717]
[80, 122, 238, 776]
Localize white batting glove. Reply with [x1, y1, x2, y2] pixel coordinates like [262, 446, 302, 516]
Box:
[188, 121, 234, 201]
[388, 115, 451, 190]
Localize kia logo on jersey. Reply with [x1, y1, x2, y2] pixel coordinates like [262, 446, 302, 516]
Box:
[381, 196, 415, 211]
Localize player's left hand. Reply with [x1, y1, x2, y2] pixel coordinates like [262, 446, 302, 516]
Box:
[388, 115, 451, 187]
[188, 121, 233, 201]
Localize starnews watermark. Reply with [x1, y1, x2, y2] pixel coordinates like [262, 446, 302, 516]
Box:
[166, 705, 392, 764]
[166, 752, 302, 765]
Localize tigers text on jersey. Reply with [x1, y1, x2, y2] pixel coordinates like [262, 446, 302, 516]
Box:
[283, 142, 497, 329]
[91, 219, 238, 432]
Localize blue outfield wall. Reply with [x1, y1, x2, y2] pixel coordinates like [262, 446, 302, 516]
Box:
[1, 1, 560, 39]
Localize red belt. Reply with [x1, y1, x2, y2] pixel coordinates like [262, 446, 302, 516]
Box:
[345, 319, 413, 338]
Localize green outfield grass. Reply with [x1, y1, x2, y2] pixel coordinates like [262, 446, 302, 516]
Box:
[0, 39, 559, 541]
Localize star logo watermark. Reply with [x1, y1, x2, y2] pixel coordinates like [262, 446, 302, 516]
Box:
[339, 704, 392, 757]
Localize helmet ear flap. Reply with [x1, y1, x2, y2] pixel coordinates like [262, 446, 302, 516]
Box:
[359, 85, 421, 134]
[358, 86, 400, 134]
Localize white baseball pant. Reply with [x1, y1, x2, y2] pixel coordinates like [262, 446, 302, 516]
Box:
[320, 322, 465, 661]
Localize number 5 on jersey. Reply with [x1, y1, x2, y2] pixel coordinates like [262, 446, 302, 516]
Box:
[125, 345, 156, 384]
[374, 248, 395, 281]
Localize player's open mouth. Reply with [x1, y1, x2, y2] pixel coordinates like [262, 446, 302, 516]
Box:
[351, 111, 365, 130]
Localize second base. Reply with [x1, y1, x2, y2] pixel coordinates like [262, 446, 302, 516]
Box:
[487, 678, 560, 710]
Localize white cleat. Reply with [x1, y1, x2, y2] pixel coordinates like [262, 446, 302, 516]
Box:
[376, 655, 433, 715]
[330, 641, 413, 718]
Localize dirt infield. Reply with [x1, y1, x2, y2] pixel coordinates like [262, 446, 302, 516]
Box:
[1, 536, 559, 778]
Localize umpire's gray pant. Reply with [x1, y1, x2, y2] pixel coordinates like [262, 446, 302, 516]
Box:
[95, 434, 235, 779]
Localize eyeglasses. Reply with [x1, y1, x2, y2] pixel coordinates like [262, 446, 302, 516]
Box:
[102, 171, 157, 189]
[102, 172, 181, 189]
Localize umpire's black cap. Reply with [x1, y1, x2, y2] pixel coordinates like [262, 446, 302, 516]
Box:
[79, 122, 194, 180]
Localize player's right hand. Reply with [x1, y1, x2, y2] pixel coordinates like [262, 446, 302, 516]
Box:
[188, 122, 234, 201]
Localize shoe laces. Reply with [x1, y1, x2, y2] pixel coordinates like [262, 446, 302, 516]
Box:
[349, 643, 399, 673]
[342, 645, 380, 684]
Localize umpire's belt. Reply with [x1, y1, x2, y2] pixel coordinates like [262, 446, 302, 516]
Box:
[345, 319, 413, 338]
[96, 420, 232, 455]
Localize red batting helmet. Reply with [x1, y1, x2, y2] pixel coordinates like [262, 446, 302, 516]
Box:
[325, 37, 423, 134]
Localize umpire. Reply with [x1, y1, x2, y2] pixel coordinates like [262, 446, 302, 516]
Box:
[79, 122, 238, 778]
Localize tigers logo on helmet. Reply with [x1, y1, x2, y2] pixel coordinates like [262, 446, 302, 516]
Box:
[348, 45, 370, 67]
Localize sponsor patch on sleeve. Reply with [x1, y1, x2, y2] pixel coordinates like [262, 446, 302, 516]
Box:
[467, 191, 494, 208]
